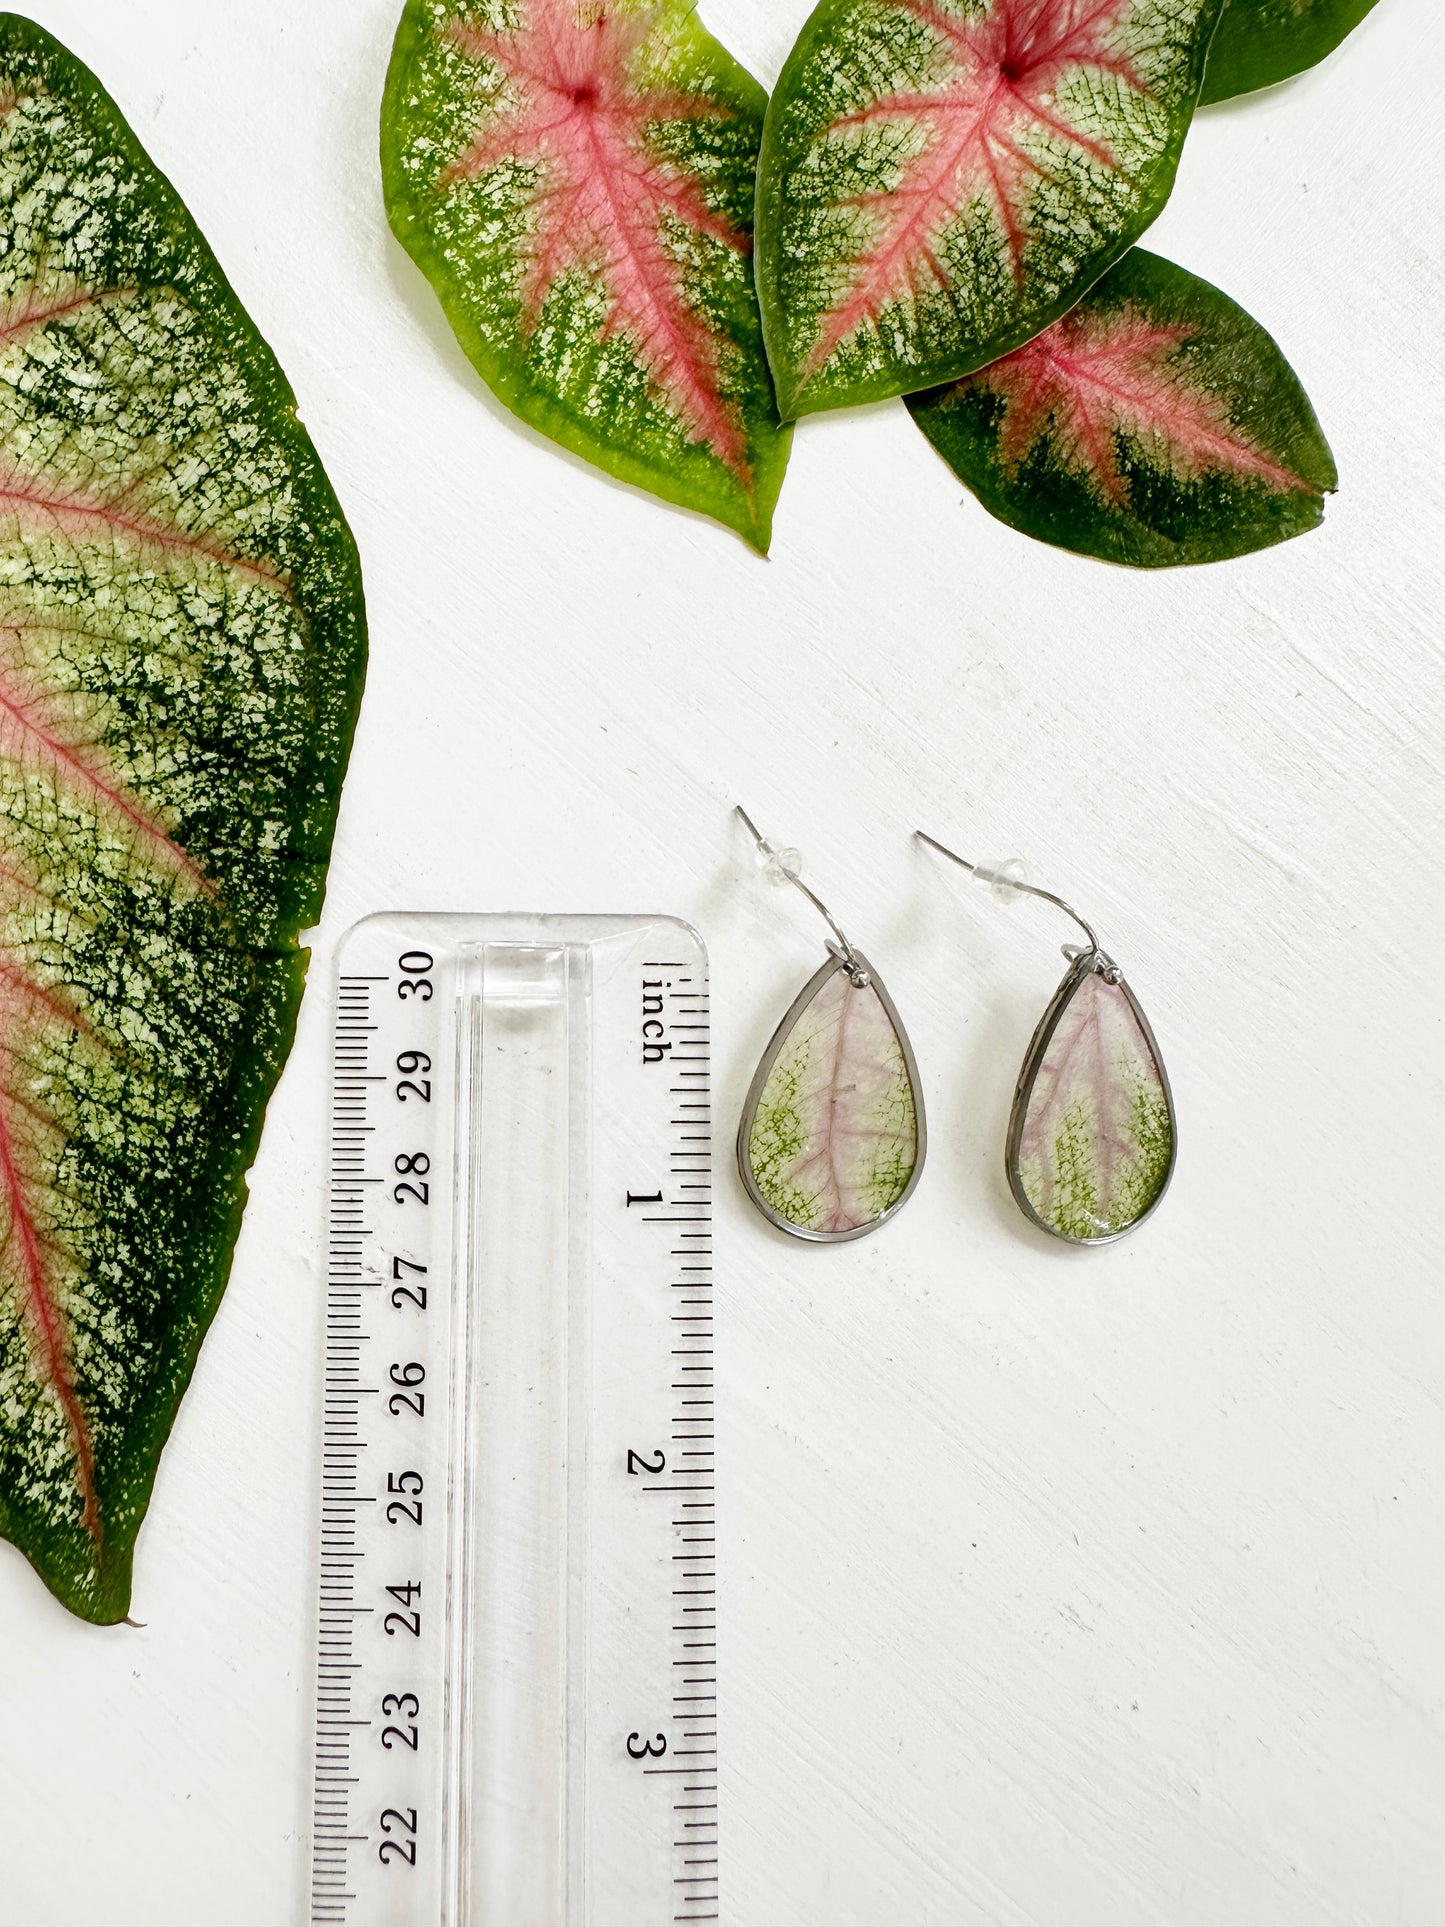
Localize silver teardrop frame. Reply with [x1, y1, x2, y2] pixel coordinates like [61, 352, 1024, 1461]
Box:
[1005, 951, 1178, 1248]
[737, 947, 928, 1244]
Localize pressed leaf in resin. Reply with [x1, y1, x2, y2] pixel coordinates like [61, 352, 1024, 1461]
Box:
[755, 0, 1223, 418]
[1008, 954, 1175, 1244]
[0, 18, 366, 1621]
[382, 0, 790, 550]
[739, 953, 923, 1240]
[907, 247, 1336, 566]
[1201, 0, 1381, 104]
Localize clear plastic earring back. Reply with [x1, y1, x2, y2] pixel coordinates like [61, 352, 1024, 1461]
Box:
[966, 857, 1030, 902]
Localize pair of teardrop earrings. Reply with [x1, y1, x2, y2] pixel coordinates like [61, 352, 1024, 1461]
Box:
[735, 808, 1176, 1248]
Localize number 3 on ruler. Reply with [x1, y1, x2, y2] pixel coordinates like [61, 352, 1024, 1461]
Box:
[626, 1732, 668, 1760]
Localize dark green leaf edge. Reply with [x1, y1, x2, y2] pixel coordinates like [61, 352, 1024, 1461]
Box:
[1201, 0, 1383, 104]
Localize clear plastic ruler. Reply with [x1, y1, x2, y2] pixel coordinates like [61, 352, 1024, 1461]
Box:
[310, 915, 717, 1927]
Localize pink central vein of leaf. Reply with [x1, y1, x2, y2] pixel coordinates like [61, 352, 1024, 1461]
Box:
[978, 305, 1311, 499]
[807, 0, 1142, 374]
[0, 615, 200, 1542]
[0, 992, 100, 1544]
[792, 978, 864, 1227]
[1021, 973, 1131, 1192]
[446, 2, 750, 471]
[0, 646, 206, 887]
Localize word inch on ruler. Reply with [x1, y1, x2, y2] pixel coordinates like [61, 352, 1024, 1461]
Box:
[310, 914, 717, 1927]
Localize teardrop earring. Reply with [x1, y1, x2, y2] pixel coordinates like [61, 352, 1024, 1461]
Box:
[736, 808, 925, 1242]
[917, 832, 1176, 1247]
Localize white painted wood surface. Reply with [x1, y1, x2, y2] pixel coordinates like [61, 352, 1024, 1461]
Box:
[2, 2, 1441, 1921]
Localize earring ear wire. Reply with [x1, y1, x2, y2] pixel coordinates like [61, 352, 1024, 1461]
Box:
[913, 830, 1113, 974]
[737, 806, 869, 986]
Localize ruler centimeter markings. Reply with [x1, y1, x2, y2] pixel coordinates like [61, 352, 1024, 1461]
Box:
[314, 969, 391, 1923]
[311, 918, 717, 1927]
[313, 972, 373, 1923]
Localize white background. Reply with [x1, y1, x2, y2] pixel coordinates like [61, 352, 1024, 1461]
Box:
[2, 1, 1442, 1922]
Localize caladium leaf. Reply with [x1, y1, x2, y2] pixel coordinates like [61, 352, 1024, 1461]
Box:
[1201, 0, 1381, 104]
[0, 18, 366, 1622]
[382, 0, 790, 551]
[738, 952, 923, 1240]
[755, 0, 1224, 418]
[906, 247, 1336, 566]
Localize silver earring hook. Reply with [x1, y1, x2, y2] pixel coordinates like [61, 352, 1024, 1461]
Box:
[736, 806, 870, 986]
[914, 830, 1119, 978]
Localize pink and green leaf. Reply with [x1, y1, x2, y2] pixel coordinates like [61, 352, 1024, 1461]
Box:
[906, 247, 1336, 566]
[1201, 0, 1382, 104]
[0, 18, 366, 1622]
[1010, 961, 1174, 1243]
[755, 0, 1224, 418]
[382, 0, 790, 550]
[740, 956, 921, 1238]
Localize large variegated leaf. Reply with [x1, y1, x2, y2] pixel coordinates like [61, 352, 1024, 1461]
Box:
[1201, 0, 1381, 104]
[738, 953, 923, 1240]
[382, 0, 790, 551]
[0, 18, 366, 1622]
[755, 0, 1223, 418]
[907, 247, 1336, 566]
